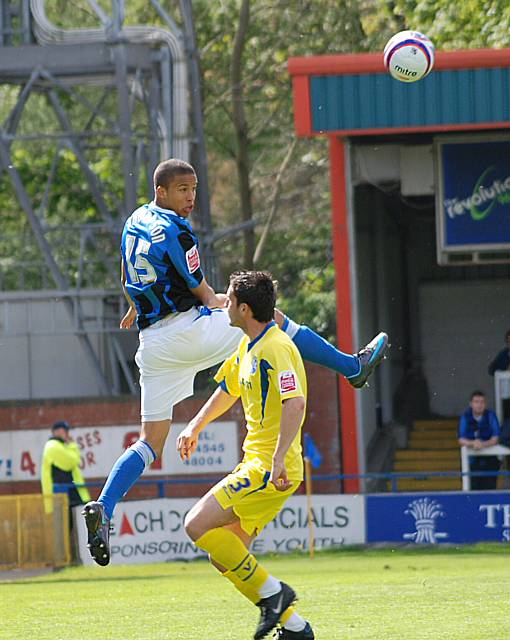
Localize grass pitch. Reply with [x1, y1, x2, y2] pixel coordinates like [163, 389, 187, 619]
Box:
[2, 545, 509, 640]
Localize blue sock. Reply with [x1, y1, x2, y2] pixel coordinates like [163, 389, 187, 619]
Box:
[282, 316, 360, 378]
[98, 440, 155, 519]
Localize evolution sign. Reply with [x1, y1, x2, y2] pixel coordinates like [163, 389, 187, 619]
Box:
[437, 137, 510, 253]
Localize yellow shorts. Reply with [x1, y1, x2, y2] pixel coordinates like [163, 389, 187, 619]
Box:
[213, 460, 300, 536]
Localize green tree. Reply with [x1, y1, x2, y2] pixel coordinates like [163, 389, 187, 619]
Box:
[366, 0, 510, 49]
[190, 0, 373, 335]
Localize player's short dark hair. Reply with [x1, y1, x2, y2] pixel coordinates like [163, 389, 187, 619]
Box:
[229, 271, 277, 323]
[505, 329, 510, 341]
[470, 390, 485, 400]
[153, 159, 196, 189]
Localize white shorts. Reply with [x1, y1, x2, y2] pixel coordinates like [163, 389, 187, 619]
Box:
[135, 307, 243, 421]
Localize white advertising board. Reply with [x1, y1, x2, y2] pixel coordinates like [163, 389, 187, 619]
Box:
[75, 494, 365, 565]
[0, 422, 239, 482]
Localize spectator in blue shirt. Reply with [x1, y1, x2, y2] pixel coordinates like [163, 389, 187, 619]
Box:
[488, 330, 510, 376]
[458, 390, 500, 490]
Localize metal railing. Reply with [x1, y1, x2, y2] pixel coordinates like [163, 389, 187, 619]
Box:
[0, 288, 128, 336]
[460, 444, 510, 491]
[55, 468, 510, 498]
[0, 288, 137, 397]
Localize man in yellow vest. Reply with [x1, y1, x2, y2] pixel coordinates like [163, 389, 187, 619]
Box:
[41, 421, 90, 515]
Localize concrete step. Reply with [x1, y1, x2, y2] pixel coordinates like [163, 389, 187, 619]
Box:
[393, 459, 460, 472]
[413, 419, 458, 431]
[409, 435, 459, 448]
[409, 440, 460, 453]
[408, 429, 457, 440]
[389, 477, 462, 492]
[395, 449, 459, 460]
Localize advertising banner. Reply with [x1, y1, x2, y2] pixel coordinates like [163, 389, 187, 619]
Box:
[366, 492, 510, 544]
[0, 422, 239, 482]
[436, 136, 510, 257]
[75, 494, 365, 565]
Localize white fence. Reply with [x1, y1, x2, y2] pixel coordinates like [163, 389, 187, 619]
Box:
[460, 444, 510, 491]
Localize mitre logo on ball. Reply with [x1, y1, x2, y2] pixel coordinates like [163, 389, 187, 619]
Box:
[383, 30, 435, 83]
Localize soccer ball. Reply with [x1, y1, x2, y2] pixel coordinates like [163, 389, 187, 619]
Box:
[383, 30, 435, 83]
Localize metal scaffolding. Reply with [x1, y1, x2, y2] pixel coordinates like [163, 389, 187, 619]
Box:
[0, 0, 214, 398]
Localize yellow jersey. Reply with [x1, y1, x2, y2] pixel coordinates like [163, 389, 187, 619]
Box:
[215, 321, 307, 481]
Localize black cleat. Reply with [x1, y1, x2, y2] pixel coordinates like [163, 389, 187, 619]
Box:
[274, 622, 315, 639]
[82, 501, 112, 566]
[254, 582, 297, 640]
[347, 332, 389, 389]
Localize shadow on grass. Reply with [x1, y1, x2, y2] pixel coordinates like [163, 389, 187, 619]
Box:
[0, 571, 184, 586]
[260, 542, 510, 559]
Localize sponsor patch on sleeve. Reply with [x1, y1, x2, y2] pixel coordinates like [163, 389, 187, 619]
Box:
[278, 370, 297, 394]
[185, 245, 200, 273]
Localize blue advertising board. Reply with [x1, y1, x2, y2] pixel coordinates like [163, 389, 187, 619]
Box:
[436, 136, 510, 255]
[366, 492, 510, 544]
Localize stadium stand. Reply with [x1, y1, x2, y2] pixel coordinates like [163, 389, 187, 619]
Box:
[392, 419, 461, 491]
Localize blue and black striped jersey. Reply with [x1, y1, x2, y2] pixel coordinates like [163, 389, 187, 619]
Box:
[121, 202, 204, 330]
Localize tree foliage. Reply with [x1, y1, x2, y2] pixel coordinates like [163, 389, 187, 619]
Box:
[190, 0, 373, 336]
[370, 1, 510, 50]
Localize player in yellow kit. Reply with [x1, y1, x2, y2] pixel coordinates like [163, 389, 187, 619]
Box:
[177, 271, 314, 640]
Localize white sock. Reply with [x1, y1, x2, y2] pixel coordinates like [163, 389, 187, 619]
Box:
[284, 612, 307, 632]
[130, 439, 156, 468]
[258, 575, 281, 598]
[282, 316, 300, 339]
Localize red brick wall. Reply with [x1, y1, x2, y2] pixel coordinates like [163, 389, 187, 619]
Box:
[0, 364, 341, 498]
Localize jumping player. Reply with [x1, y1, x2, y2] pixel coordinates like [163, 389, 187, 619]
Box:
[82, 158, 388, 567]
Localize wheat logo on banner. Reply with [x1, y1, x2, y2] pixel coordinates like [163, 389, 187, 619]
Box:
[403, 497, 448, 544]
